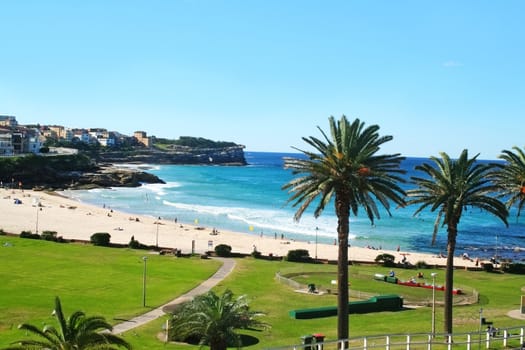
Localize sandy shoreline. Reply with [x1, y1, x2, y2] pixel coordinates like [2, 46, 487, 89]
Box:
[0, 188, 483, 268]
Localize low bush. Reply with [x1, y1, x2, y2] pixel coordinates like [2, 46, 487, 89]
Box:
[215, 244, 232, 257]
[41, 230, 58, 241]
[129, 236, 147, 250]
[286, 249, 311, 263]
[20, 231, 40, 240]
[504, 263, 525, 274]
[415, 260, 429, 269]
[90, 232, 111, 246]
[375, 253, 395, 267]
[482, 263, 494, 272]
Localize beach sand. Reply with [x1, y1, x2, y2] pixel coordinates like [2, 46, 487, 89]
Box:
[0, 188, 482, 268]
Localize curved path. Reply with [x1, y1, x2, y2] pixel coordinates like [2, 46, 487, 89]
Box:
[112, 257, 236, 335]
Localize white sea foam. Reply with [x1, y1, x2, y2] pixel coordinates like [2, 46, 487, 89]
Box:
[161, 199, 357, 240]
[141, 182, 181, 196]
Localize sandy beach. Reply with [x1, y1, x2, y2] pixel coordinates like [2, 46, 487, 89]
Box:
[0, 188, 483, 268]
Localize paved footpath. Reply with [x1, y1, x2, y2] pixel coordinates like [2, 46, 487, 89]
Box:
[112, 257, 236, 335]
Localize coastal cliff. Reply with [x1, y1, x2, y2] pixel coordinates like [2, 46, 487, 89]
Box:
[0, 143, 246, 190]
[98, 145, 246, 165]
[0, 154, 165, 190]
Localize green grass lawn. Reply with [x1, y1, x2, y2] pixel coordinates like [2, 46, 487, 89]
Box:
[2, 235, 525, 350]
[0, 235, 220, 347]
[121, 258, 525, 349]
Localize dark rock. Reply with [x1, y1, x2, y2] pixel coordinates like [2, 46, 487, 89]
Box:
[98, 145, 246, 165]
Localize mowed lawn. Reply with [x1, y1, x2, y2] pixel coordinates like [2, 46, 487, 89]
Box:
[2, 234, 525, 349]
[122, 258, 525, 349]
[0, 235, 221, 347]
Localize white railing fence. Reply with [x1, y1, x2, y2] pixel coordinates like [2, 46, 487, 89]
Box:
[266, 325, 525, 350]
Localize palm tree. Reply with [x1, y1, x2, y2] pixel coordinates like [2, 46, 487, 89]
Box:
[282, 116, 406, 341]
[407, 149, 508, 334]
[492, 146, 525, 221]
[5, 296, 131, 350]
[169, 289, 267, 350]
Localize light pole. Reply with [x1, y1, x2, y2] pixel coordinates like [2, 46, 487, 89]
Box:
[495, 234, 499, 268]
[431, 272, 437, 338]
[35, 206, 39, 234]
[142, 256, 148, 307]
[478, 308, 483, 350]
[155, 216, 161, 248]
[315, 226, 318, 260]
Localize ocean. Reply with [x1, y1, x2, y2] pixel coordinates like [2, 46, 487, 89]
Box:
[65, 152, 525, 262]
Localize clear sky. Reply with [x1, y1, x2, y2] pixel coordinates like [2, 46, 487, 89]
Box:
[1, 1, 523, 160]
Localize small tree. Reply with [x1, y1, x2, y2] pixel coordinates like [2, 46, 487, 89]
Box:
[375, 253, 395, 267]
[169, 289, 267, 350]
[5, 296, 131, 350]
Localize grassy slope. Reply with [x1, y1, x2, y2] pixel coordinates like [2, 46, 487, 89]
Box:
[0, 236, 220, 347]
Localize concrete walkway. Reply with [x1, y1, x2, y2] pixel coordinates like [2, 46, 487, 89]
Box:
[112, 257, 236, 335]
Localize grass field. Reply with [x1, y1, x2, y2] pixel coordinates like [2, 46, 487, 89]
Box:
[2, 235, 524, 349]
[0, 235, 220, 347]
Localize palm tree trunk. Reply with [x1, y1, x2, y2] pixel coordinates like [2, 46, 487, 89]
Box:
[335, 193, 350, 342]
[444, 225, 457, 335]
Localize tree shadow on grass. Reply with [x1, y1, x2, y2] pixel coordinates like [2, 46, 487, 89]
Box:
[179, 334, 260, 347]
[239, 334, 260, 347]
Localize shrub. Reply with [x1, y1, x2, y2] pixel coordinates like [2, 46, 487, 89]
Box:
[0, 229, 5, 235]
[129, 236, 147, 249]
[90, 232, 111, 246]
[482, 263, 494, 272]
[20, 230, 40, 240]
[504, 263, 525, 274]
[214, 244, 232, 257]
[415, 260, 429, 269]
[375, 253, 396, 267]
[286, 249, 311, 263]
[41, 230, 58, 241]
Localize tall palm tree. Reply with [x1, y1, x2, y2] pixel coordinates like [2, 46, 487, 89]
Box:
[282, 116, 406, 341]
[5, 296, 131, 350]
[407, 150, 508, 334]
[492, 146, 525, 221]
[169, 289, 267, 350]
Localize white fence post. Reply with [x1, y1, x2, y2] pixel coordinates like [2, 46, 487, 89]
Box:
[386, 335, 390, 350]
[406, 335, 410, 350]
[427, 334, 432, 350]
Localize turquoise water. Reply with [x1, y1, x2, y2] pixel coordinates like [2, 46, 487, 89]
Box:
[66, 152, 524, 261]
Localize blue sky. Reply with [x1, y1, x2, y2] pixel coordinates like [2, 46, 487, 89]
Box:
[1, 1, 523, 159]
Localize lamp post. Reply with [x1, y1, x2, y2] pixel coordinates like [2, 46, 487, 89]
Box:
[495, 234, 499, 268]
[478, 308, 483, 350]
[155, 217, 161, 248]
[315, 226, 318, 260]
[142, 256, 148, 307]
[431, 272, 437, 338]
[35, 206, 39, 234]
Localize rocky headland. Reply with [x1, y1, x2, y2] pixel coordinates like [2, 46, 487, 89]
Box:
[1, 144, 246, 190]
